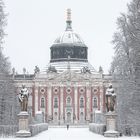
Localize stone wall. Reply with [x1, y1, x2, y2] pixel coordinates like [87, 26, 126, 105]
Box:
[89, 123, 106, 135]
[29, 123, 48, 136]
[0, 123, 48, 137]
[0, 125, 18, 137]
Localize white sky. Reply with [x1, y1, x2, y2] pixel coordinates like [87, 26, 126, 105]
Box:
[3, 0, 131, 74]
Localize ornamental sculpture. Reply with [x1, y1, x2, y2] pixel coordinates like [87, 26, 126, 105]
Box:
[81, 66, 91, 73]
[105, 84, 116, 112]
[18, 85, 29, 112]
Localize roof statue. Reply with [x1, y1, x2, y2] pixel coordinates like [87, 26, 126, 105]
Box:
[34, 65, 40, 74]
[81, 66, 91, 74]
[47, 65, 57, 73]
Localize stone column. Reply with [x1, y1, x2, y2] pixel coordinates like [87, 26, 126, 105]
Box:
[86, 86, 91, 122]
[48, 86, 52, 120]
[104, 112, 119, 137]
[74, 86, 78, 124]
[16, 111, 31, 137]
[60, 86, 64, 124]
[99, 86, 104, 112]
[35, 86, 38, 114]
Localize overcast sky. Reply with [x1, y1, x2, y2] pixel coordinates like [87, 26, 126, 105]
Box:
[4, 0, 131, 74]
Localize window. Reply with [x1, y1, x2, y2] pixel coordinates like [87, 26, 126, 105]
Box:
[80, 97, 84, 108]
[41, 98, 45, 108]
[66, 96, 71, 106]
[54, 97, 58, 108]
[93, 97, 98, 108]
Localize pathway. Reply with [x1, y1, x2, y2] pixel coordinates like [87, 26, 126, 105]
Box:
[0, 128, 139, 140]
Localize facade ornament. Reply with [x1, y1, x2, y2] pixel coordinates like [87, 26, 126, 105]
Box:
[34, 65, 40, 74]
[81, 66, 91, 73]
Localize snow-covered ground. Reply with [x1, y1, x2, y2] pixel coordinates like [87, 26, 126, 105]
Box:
[0, 128, 139, 140]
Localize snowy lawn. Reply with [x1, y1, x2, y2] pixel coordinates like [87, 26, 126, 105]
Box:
[0, 128, 139, 140]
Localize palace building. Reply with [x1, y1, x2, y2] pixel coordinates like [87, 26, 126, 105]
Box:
[13, 9, 112, 124]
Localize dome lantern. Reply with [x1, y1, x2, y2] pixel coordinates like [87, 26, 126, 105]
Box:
[66, 8, 72, 31]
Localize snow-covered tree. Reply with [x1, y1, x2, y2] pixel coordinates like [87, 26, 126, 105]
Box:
[111, 0, 140, 135]
[0, 0, 17, 125]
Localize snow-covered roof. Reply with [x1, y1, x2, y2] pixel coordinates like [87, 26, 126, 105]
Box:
[54, 30, 85, 45]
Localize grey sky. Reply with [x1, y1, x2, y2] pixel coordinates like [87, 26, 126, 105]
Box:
[4, 0, 131, 74]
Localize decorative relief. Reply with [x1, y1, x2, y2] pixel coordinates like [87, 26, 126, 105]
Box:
[65, 47, 74, 56]
[51, 46, 87, 61]
[79, 48, 86, 58]
[92, 88, 98, 93]
[79, 87, 85, 94]
[53, 87, 59, 94]
[40, 88, 45, 94]
[66, 87, 72, 94]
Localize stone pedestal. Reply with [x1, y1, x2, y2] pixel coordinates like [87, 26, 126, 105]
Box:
[104, 112, 119, 137]
[35, 111, 44, 123]
[16, 111, 31, 137]
[95, 110, 105, 124]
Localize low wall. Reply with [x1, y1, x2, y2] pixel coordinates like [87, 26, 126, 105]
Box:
[89, 123, 106, 135]
[29, 123, 48, 136]
[0, 125, 18, 137]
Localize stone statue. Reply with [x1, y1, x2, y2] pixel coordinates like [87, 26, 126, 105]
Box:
[34, 65, 40, 74]
[18, 85, 29, 112]
[105, 84, 116, 112]
[47, 65, 57, 73]
[81, 66, 91, 73]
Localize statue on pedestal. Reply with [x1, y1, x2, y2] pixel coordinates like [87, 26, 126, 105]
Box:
[16, 85, 31, 137]
[18, 85, 29, 112]
[105, 84, 116, 112]
[104, 84, 120, 137]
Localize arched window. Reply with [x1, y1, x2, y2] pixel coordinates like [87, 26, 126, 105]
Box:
[41, 97, 45, 108]
[80, 97, 84, 108]
[54, 97, 58, 108]
[66, 96, 71, 106]
[93, 97, 97, 108]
